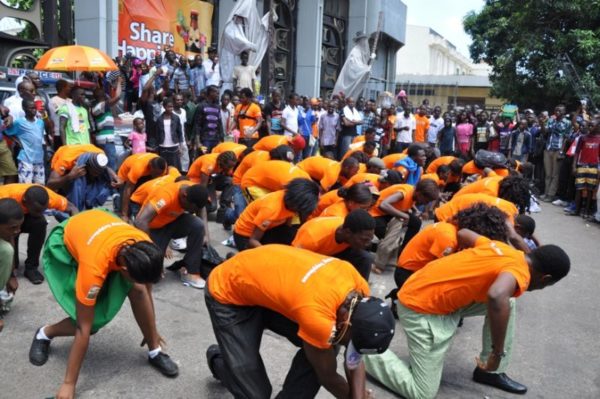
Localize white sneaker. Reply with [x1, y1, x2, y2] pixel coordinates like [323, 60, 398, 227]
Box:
[181, 274, 206, 289]
[170, 238, 187, 251]
[552, 199, 568, 206]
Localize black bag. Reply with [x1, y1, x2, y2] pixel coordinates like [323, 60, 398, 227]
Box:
[474, 149, 507, 169]
[200, 244, 224, 279]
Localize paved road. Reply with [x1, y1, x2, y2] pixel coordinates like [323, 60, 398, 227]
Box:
[1, 203, 599, 399]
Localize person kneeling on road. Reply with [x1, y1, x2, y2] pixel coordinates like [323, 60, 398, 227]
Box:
[29, 209, 179, 399]
[205, 244, 395, 398]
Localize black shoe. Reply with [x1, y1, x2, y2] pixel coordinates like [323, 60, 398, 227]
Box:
[166, 260, 184, 272]
[473, 367, 527, 394]
[148, 352, 179, 377]
[24, 269, 44, 284]
[215, 207, 227, 223]
[206, 344, 222, 381]
[29, 329, 51, 366]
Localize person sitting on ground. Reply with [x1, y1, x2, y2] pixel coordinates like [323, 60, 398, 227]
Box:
[514, 214, 540, 251]
[134, 181, 209, 289]
[0, 199, 24, 332]
[205, 244, 395, 398]
[370, 179, 440, 274]
[233, 178, 319, 251]
[47, 144, 119, 212]
[0, 184, 77, 284]
[364, 230, 570, 399]
[292, 209, 376, 280]
[320, 156, 360, 192]
[116, 153, 168, 221]
[29, 210, 179, 399]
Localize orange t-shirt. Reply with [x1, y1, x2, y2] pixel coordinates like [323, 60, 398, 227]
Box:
[253, 135, 292, 152]
[434, 193, 518, 223]
[142, 180, 189, 229]
[208, 244, 370, 349]
[320, 200, 351, 218]
[398, 222, 458, 272]
[117, 153, 159, 184]
[425, 156, 456, 174]
[130, 170, 181, 205]
[420, 173, 442, 187]
[343, 173, 381, 189]
[414, 114, 430, 143]
[370, 184, 414, 217]
[454, 176, 503, 198]
[382, 153, 407, 169]
[51, 144, 104, 175]
[352, 135, 366, 144]
[234, 190, 295, 237]
[292, 216, 348, 255]
[462, 160, 510, 178]
[313, 190, 342, 217]
[187, 153, 220, 183]
[320, 163, 349, 192]
[211, 142, 247, 158]
[235, 102, 262, 138]
[232, 150, 270, 186]
[399, 236, 530, 315]
[64, 209, 151, 306]
[241, 160, 310, 192]
[0, 183, 68, 212]
[297, 157, 338, 181]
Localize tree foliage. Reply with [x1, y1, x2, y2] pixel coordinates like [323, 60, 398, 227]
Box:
[464, 0, 600, 111]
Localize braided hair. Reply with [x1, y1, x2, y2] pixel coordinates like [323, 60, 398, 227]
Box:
[121, 241, 164, 284]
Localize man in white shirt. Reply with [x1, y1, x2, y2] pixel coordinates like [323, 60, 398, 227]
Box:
[427, 106, 444, 151]
[3, 80, 36, 120]
[203, 47, 221, 87]
[394, 108, 415, 152]
[233, 51, 256, 92]
[339, 97, 363, 159]
[281, 93, 300, 137]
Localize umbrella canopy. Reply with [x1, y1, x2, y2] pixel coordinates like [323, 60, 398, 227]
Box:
[34, 45, 118, 72]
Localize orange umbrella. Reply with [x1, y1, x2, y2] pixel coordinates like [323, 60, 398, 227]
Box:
[34, 45, 118, 72]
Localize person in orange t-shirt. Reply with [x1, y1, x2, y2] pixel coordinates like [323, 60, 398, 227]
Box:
[241, 160, 311, 201]
[211, 142, 247, 158]
[130, 168, 182, 206]
[320, 183, 378, 218]
[364, 229, 570, 399]
[0, 184, 77, 284]
[320, 157, 360, 192]
[292, 209, 375, 279]
[29, 210, 179, 398]
[233, 179, 319, 250]
[435, 193, 519, 223]
[382, 153, 407, 169]
[205, 244, 395, 399]
[462, 160, 510, 179]
[135, 181, 209, 289]
[426, 156, 465, 192]
[297, 156, 339, 182]
[253, 134, 291, 152]
[413, 107, 430, 143]
[370, 179, 440, 274]
[454, 175, 531, 214]
[116, 153, 168, 222]
[234, 88, 263, 145]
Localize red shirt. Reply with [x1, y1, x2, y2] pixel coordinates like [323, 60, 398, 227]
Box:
[577, 135, 600, 165]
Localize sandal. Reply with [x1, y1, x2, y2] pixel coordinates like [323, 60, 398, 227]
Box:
[371, 265, 384, 275]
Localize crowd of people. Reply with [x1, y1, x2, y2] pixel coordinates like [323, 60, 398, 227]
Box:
[0, 47, 594, 399]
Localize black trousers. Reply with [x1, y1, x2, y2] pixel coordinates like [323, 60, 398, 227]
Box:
[207, 174, 234, 214]
[14, 213, 47, 270]
[394, 267, 414, 290]
[556, 156, 575, 202]
[335, 247, 373, 281]
[150, 213, 204, 274]
[234, 224, 298, 251]
[205, 288, 321, 399]
[158, 146, 182, 171]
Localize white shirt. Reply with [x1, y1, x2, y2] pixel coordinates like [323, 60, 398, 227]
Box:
[174, 108, 187, 126]
[161, 118, 174, 147]
[343, 106, 362, 123]
[233, 64, 256, 91]
[3, 94, 24, 120]
[50, 96, 72, 136]
[395, 113, 415, 143]
[281, 105, 299, 135]
[203, 59, 221, 86]
[427, 116, 444, 144]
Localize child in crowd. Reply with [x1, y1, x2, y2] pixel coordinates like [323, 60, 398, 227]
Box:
[514, 214, 540, 250]
[569, 118, 600, 217]
[125, 117, 147, 154]
[5, 99, 46, 184]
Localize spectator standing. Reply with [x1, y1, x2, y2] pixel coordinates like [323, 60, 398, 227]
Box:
[203, 47, 221, 87]
[394, 108, 415, 153]
[91, 77, 122, 171]
[541, 105, 571, 202]
[232, 51, 256, 92]
[319, 102, 339, 155]
[58, 86, 91, 146]
[509, 119, 532, 162]
[362, 100, 377, 131]
[437, 117, 456, 156]
[49, 79, 72, 148]
[569, 118, 600, 217]
[413, 106, 430, 144]
[263, 89, 284, 135]
[339, 97, 363, 159]
[156, 98, 184, 170]
[126, 117, 147, 154]
[219, 93, 234, 138]
[455, 112, 474, 157]
[473, 111, 490, 152]
[281, 93, 300, 137]
[193, 85, 223, 153]
[298, 99, 317, 160]
[189, 54, 206, 101]
[427, 106, 444, 149]
[234, 88, 262, 146]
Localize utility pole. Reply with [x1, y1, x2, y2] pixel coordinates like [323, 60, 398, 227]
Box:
[268, 0, 276, 92]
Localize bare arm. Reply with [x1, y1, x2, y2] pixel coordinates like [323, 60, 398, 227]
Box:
[47, 168, 86, 191]
[248, 227, 266, 248]
[378, 192, 409, 220]
[107, 77, 123, 107]
[120, 181, 136, 221]
[457, 228, 481, 249]
[505, 219, 530, 253]
[65, 201, 79, 216]
[303, 342, 352, 398]
[134, 204, 158, 234]
[59, 116, 68, 145]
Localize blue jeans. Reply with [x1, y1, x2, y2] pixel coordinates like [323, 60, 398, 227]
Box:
[98, 141, 117, 171]
[302, 136, 313, 160]
[224, 185, 248, 226]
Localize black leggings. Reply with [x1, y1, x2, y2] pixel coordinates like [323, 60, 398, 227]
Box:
[234, 224, 299, 251]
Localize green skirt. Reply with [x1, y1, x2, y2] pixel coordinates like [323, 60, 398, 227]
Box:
[43, 217, 133, 332]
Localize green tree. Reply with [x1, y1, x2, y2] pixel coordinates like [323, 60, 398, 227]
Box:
[464, 0, 600, 111]
[4, 0, 34, 10]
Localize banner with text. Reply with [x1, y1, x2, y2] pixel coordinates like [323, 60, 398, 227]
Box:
[118, 0, 213, 60]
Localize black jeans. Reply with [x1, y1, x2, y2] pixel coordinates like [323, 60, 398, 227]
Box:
[205, 288, 321, 399]
[150, 213, 204, 274]
[335, 247, 373, 281]
[158, 146, 181, 171]
[14, 214, 47, 270]
[234, 224, 298, 251]
[556, 156, 575, 202]
[394, 267, 414, 290]
[207, 174, 234, 214]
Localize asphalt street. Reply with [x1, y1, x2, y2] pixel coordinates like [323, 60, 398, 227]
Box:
[1, 202, 599, 399]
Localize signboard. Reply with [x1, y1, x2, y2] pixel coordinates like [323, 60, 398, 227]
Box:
[118, 0, 213, 60]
